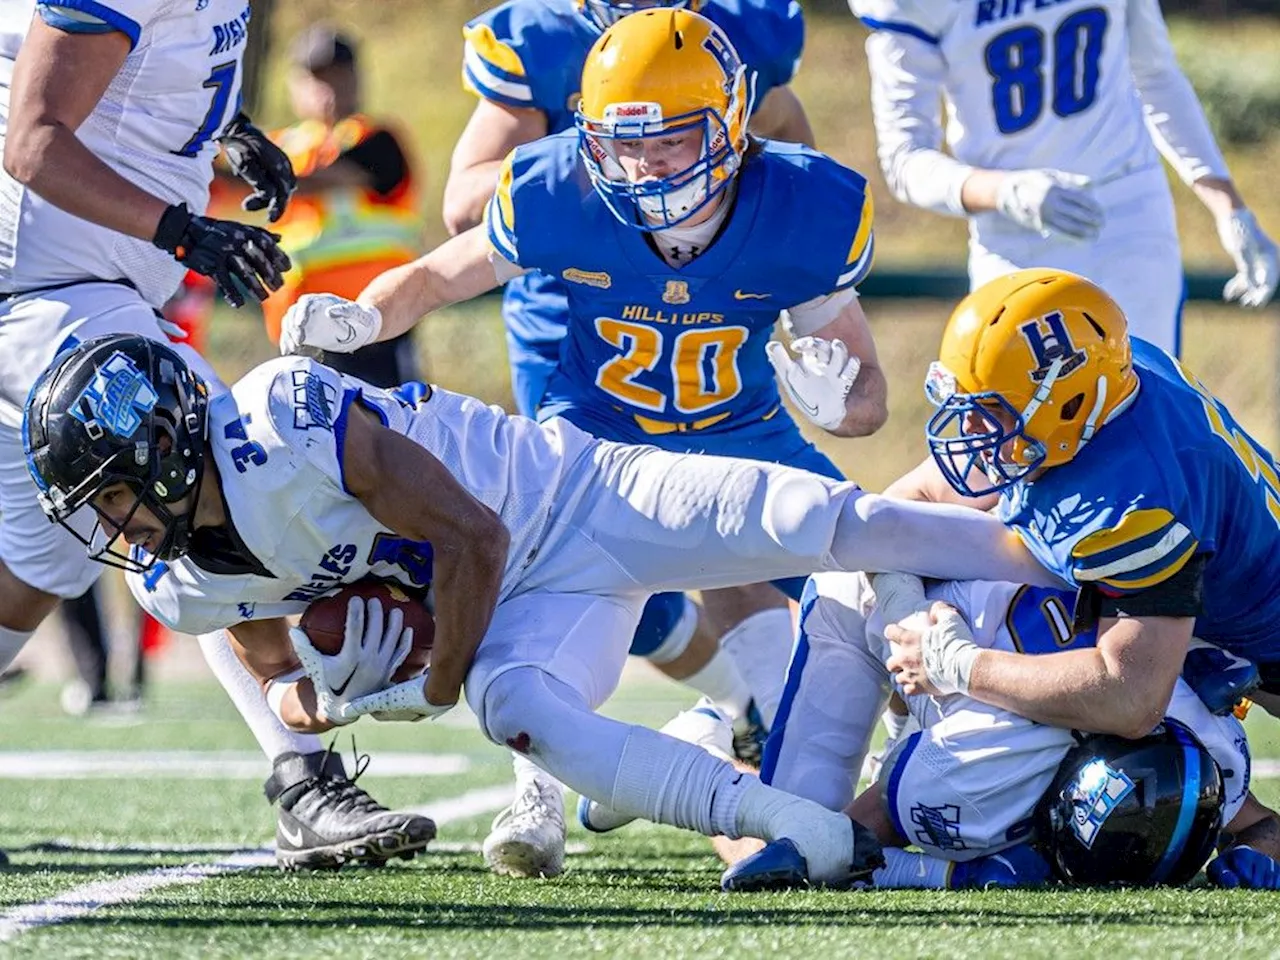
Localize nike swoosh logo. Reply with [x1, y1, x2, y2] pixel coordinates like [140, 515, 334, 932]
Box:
[331, 664, 360, 696]
[279, 821, 304, 847]
[336, 322, 358, 345]
[734, 290, 771, 300]
[793, 394, 821, 418]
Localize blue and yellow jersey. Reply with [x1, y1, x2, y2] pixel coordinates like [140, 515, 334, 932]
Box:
[484, 132, 874, 453]
[998, 339, 1280, 665]
[462, 0, 808, 414]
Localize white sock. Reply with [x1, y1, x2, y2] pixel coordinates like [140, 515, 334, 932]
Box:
[681, 649, 752, 721]
[882, 708, 909, 743]
[197, 631, 320, 761]
[0, 624, 33, 673]
[732, 776, 854, 883]
[872, 848, 952, 889]
[718, 608, 794, 728]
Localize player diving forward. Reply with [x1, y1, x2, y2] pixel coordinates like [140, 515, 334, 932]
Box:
[722, 571, 1280, 890]
[284, 8, 887, 872]
[852, 0, 1277, 354]
[23, 332, 1066, 890]
[0, 0, 433, 868]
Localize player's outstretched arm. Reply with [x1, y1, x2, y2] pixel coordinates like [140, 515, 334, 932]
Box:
[341, 403, 510, 710]
[882, 456, 997, 509]
[442, 99, 547, 236]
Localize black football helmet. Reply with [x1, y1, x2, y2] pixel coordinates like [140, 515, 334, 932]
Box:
[1037, 719, 1224, 887]
[23, 334, 210, 571]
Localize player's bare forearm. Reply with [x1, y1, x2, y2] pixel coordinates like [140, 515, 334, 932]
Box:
[224, 618, 340, 733]
[276, 676, 342, 734]
[883, 457, 997, 509]
[341, 403, 510, 706]
[442, 160, 505, 235]
[831, 360, 888, 438]
[1224, 795, 1280, 860]
[959, 169, 1004, 215]
[356, 226, 502, 341]
[967, 618, 1183, 737]
[1192, 176, 1245, 220]
[5, 22, 169, 241]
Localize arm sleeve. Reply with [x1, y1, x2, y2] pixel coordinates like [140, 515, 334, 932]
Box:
[863, 29, 972, 217]
[782, 286, 860, 337]
[1127, 0, 1230, 184]
[337, 129, 409, 196]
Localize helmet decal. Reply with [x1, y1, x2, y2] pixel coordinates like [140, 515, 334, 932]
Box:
[1019, 311, 1088, 383]
[69, 352, 160, 440]
[1067, 759, 1135, 849]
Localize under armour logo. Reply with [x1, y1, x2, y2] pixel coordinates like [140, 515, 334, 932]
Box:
[70, 352, 158, 439]
[1019, 311, 1087, 383]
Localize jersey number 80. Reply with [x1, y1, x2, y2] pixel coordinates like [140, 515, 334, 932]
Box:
[984, 7, 1108, 136]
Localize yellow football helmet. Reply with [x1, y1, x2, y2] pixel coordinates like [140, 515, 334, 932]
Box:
[578, 0, 702, 32]
[925, 269, 1139, 496]
[575, 8, 751, 230]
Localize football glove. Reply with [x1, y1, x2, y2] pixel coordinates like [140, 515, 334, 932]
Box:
[152, 203, 291, 308]
[217, 112, 297, 223]
[288, 596, 413, 727]
[995, 169, 1104, 241]
[338, 674, 457, 724]
[766, 336, 860, 431]
[279, 293, 383, 355]
[1217, 208, 1279, 309]
[1207, 846, 1280, 890]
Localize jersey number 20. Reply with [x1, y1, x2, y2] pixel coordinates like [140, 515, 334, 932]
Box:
[984, 7, 1108, 135]
[595, 319, 748, 415]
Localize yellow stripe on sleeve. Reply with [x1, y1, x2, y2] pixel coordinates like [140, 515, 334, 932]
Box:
[1069, 508, 1177, 561]
[462, 23, 527, 77]
[845, 190, 874, 267]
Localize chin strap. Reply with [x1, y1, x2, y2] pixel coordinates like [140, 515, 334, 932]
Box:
[1076, 375, 1109, 455]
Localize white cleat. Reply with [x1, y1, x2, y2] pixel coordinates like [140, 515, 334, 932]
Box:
[483, 777, 566, 878]
[579, 698, 735, 833]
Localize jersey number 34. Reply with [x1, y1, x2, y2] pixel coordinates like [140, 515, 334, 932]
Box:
[984, 8, 1107, 135]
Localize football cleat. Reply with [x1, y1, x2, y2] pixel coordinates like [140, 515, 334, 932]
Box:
[1182, 643, 1261, 716]
[266, 746, 436, 871]
[948, 844, 1052, 889]
[580, 698, 734, 833]
[483, 776, 566, 878]
[721, 818, 884, 892]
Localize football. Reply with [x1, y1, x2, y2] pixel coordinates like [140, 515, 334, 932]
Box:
[298, 580, 434, 682]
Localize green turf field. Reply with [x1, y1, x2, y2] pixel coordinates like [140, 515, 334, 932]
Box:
[2, 672, 1279, 959]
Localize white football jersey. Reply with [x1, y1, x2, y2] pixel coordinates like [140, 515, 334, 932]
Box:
[129, 357, 597, 635]
[854, 0, 1158, 184]
[860, 577, 1252, 824]
[0, 0, 253, 306]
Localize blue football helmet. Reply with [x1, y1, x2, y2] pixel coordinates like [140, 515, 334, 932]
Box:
[1037, 719, 1224, 887]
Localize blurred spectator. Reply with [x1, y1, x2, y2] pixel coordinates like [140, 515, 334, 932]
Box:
[257, 25, 424, 387]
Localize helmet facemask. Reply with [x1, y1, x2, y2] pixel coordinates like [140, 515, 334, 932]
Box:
[578, 84, 748, 231]
[578, 0, 693, 32]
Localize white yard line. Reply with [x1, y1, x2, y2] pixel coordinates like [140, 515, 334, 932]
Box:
[0, 750, 470, 779]
[0, 780, 517, 943]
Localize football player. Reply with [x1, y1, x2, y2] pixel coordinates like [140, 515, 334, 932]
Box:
[443, 0, 819, 872]
[884, 269, 1280, 750]
[724, 570, 1280, 890]
[23, 332, 1069, 891]
[0, 0, 432, 869]
[852, 0, 1278, 354]
[285, 8, 887, 874]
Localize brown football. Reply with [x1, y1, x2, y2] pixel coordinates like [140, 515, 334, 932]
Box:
[298, 580, 434, 682]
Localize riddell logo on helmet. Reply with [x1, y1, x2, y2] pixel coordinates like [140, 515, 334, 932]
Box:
[603, 102, 663, 126]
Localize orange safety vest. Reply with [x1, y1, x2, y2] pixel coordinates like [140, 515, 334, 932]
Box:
[261, 114, 422, 342]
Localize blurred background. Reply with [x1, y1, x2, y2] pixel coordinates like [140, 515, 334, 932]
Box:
[10, 0, 1280, 701]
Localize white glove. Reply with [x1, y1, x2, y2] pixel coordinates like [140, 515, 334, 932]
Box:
[339, 675, 456, 724]
[995, 169, 1105, 241]
[279, 293, 382, 355]
[154, 315, 189, 341]
[1218, 208, 1279, 309]
[766, 336, 860, 431]
[288, 596, 413, 726]
[917, 604, 981, 697]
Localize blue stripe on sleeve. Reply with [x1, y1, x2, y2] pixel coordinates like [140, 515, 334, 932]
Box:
[38, 0, 141, 49]
[857, 16, 941, 46]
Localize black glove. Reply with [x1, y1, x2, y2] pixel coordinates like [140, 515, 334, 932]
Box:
[152, 203, 292, 308]
[218, 111, 297, 222]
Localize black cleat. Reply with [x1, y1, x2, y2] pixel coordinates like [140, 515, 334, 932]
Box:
[264, 744, 436, 872]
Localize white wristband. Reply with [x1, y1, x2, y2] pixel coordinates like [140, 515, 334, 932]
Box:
[920, 609, 981, 696]
[265, 667, 306, 724]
